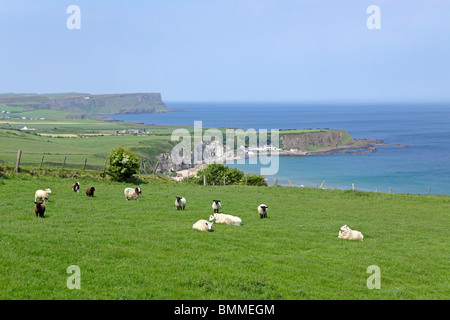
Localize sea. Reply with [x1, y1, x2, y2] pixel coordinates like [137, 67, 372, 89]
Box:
[105, 102, 450, 195]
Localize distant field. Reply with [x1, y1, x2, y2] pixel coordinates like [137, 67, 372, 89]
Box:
[0, 172, 448, 299]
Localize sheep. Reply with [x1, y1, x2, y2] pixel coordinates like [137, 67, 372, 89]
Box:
[34, 202, 45, 218]
[192, 220, 214, 232]
[212, 200, 222, 213]
[34, 188, 52, 202]
[209, 213, 242, 226]
[72, 182, 80, 193]
[338, 225, 364, 241]
[124, 187, 141, 201]
[175, 196, 186, 210]
[86, 187, 95, 197]
[258, 204, 268, 219]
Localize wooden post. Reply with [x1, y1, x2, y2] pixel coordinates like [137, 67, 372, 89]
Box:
[15, 150, 22, 172]
[103, 158, 108, 174]
[153, 161, 159, 174]
[61, 156, 67, 170]
[389, 187, 392, 194]
[288, 180, 292, 187]
[203, 175, 206, 186]
[320, 180, 325, 189]
[274, 178, 278, 187]
[428, 186, 431, 195]
[83, 159, 87, 170]
[39, 155, 45, 170]
[245, 176, 248, 186]
[352, 183, 355, 191]
[375, 188, 378, 193]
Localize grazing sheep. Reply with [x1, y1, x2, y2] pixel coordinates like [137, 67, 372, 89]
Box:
[72, 182, 80, 193]
[175, 196, 186, 210]
[212, 200, 222, 213]
[34, 202, 45, 218]
[338, 225, 364, 241]
[34, 188, 52, 202]
[86, 187, 95, 197]
[258, 204, 268, 219]
[193, 220, 214, 232]
[209, 213, 242, 226]
[124, 187, 142, 201]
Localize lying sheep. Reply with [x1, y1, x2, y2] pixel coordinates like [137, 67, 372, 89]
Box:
[192, 220, 214, 232]
[175, 196, 186, 210]
[72, 182, 80, 193]
[86, 187, 95, 197]
[209, 213, 242, 226]
[258, 204, 268, 219]
[35, 188, 52, 202]
[124, 187, 141, 201]
[338, 225, 364, 241]
[34, 202, 45, 218]
[212, 200, 221, 213]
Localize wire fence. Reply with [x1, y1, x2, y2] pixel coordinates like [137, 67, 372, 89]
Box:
[2, 150, 156, 175]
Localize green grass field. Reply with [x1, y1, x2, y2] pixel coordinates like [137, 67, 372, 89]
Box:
[0, 172, 448, 299]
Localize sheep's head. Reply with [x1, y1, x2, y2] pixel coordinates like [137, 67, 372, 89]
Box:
[213, 200, 220, 205]
[176, 196, 182, 202]
[46, 188, 52, 194]
[209, 214, 215, 222]
[207, 222, 214, 232]
[340, 225, 349, 232]
[136, 187, 141, 194]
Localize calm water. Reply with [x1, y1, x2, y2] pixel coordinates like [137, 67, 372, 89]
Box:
[107, 102, 450, 195]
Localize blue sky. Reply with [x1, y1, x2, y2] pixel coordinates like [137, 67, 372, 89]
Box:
[1, 0, 449, 103]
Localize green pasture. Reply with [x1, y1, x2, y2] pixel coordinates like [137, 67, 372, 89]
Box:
[0, 172, 448, 299]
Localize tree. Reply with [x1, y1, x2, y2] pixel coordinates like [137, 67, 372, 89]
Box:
[106, 146, 140, 180]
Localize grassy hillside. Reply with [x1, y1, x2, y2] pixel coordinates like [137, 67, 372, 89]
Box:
[0, 172, 448, 299]
[0, 93, 168, 115]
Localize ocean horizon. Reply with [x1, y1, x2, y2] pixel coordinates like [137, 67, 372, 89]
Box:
[105, 102, 450, 195]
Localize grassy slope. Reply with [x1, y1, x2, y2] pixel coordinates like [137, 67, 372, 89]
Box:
[0, 173, 448, 300]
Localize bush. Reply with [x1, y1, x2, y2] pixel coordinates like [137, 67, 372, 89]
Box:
[186, 164, 266, 186]
[241, 173, 268, 186]
[106, 146, 141, 180]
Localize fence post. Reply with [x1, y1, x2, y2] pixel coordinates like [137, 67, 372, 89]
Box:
[61, 156, 67, 170]
[389, 187, 392, 193]
[103, 158, 108, 174]
[288, 180, 292, 187]
[320, 180, 325, 189]
[39, 155, 45, 170]
[245, 176, 248, 186]
[15, 150, 22, 172]
[153, 161, 159, 175]
[203, 175, 206, 186]
[274, 178, 278, 187]
[352, 183, 355, 191]
[224, 176, 226, 186]
[83, 159, 87, 170]
[428, 186, 431, 195]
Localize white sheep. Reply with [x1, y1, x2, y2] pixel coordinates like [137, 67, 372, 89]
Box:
[124, 187, 141, 201]
[338, 225, 364, 241]
[212, 200, 222, 213]
[209, 213, 242, 226]
[258, 204, 268, 219]
[175, 196, 186, 210]
[192, 220, 214, 232]
[35, 188, 52, 202]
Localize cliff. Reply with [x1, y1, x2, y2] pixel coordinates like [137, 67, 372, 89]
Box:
[280, 129, 355, 152]
[0, 93, 168, 115]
